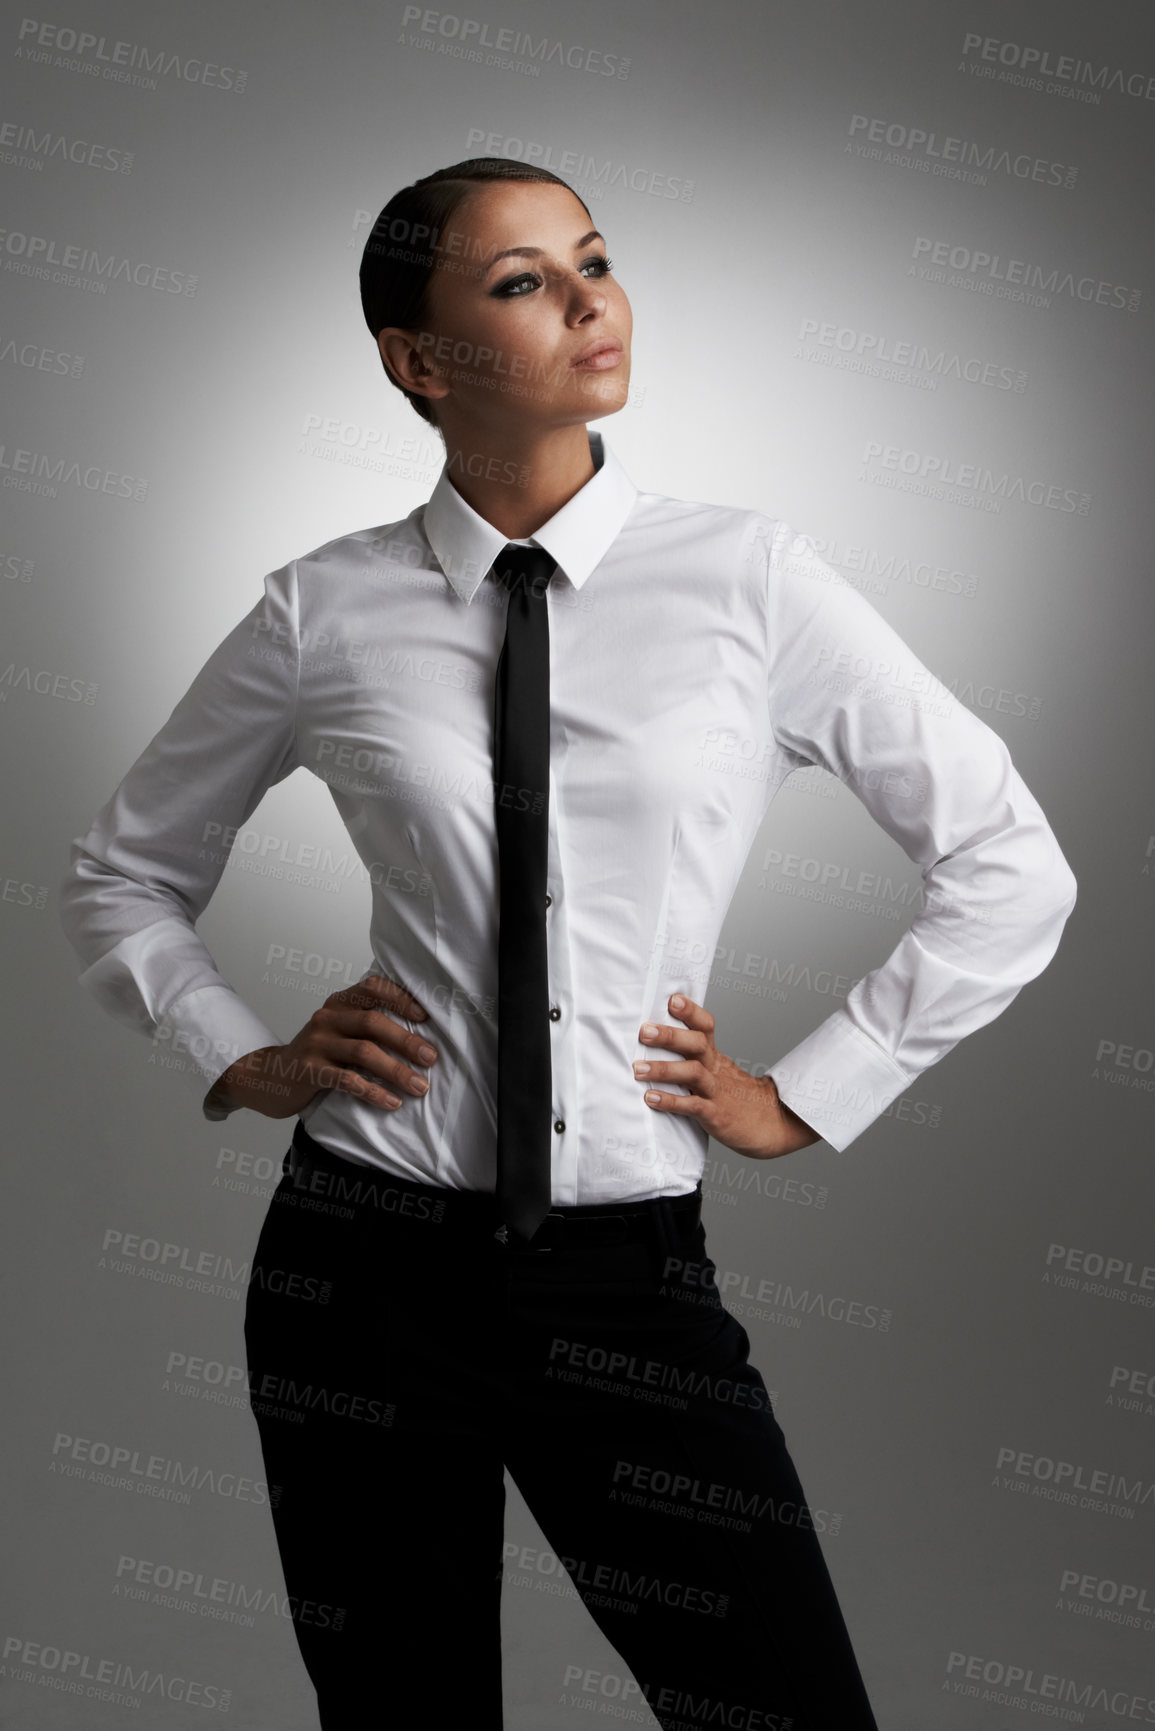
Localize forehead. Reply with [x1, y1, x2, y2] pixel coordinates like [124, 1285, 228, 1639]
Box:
[434, 180, 592, 269]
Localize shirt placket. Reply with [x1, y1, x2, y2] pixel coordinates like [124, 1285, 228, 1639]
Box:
[545, 725, 580, 1206]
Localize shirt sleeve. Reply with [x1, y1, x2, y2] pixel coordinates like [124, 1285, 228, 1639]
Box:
[57, 559, 302, 1120]
[759, 519, 1078, 1150]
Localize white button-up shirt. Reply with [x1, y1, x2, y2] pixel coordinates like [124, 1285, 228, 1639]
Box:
[58, 430, 1077, 1201]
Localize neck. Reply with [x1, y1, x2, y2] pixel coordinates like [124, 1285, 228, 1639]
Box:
[436, 419, 596, 539]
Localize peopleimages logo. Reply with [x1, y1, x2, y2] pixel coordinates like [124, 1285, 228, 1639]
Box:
[50, 1430, 268, 1506]
[464, 128, 693, 200]
[1044, 1240, 1155, 1302]
[994, 1444, 1155, 1519]
[0, 336, 85, 377]
[945, 1650, 1155, 1721]
[797, 317, 1026, 393]
[114, 1553, 346, 1631]
[847, 113, 1077, 188]
[505, 1544, 729, 1617]
[1059, 1566, 1155, 1631]
[0, 120, 133, 173]
[909, 234, 1140, 312]
[0, 226, 196, 294]
[0, 663, 96, 702]
[959, 32, 1155, 103]
[14, 19, 248, 92]
[2, 1635, 231, 1712]
[397, 7, 630, 77]
[0, 441, 146, 499]
[859, 438, 1091, 515]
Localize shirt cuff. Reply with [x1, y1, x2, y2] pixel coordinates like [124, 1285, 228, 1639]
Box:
[766, 1009, 914, 1151]
[133, 984, 279, 1120]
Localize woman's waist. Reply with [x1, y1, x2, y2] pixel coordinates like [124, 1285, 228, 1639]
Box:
[298, 1080, 708, 1201]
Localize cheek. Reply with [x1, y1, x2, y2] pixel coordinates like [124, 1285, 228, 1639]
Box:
[440, 312, 536, 395]
[473, 303, 551, 372]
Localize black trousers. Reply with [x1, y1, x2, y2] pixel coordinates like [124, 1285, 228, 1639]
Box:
[243, 1121, 880, 1731]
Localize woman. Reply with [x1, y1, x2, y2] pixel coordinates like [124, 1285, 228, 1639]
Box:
[60, 157, 1078, 1729]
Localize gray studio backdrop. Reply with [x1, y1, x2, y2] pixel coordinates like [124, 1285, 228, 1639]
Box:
[4, 0, 1154, 1725]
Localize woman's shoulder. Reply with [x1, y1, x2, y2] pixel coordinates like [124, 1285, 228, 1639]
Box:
[289, 504, 434, 587]
[628, 477, 809, 575]
[633, 460, 808, 535]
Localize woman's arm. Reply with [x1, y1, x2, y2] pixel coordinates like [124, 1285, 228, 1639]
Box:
[758, 519, 1078, 1151]
[57, 560, 302, 1119]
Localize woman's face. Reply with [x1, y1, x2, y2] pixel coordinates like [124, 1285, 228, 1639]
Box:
[401, 179, 632, 435]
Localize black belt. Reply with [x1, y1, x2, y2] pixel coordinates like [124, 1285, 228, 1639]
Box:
[286, 1120, 702, 1255]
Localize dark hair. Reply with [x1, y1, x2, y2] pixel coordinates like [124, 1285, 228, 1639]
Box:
[359, 157, 593, 431]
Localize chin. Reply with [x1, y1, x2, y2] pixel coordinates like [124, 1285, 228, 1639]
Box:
[572, 373, 630, 411]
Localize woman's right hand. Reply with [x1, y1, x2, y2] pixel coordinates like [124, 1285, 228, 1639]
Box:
[203, 974, 439, 1120]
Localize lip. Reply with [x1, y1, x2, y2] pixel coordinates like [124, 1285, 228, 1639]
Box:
[570, 337, 624, 370]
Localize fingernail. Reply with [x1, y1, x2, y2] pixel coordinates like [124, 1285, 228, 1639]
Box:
[670, 995, 685, 1009]
[644, 1090, 661, 1103]
[633, 1062, 650, 1075]
[418, 1043, 438, 1062]
[641, 1023, 659, 1039]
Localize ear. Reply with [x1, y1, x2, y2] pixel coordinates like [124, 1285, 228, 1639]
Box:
[376, 327, 451, 407]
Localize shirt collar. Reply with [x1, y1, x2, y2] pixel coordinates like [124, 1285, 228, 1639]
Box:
[421, 428, 637, 604]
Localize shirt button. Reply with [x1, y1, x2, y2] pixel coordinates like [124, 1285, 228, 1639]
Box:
[545, 894, 552, 907]
[549, 1006, 561, 1021]
[554, 1119, 566, 1134]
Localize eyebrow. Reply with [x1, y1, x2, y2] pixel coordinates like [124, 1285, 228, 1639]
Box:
[483, 230, 604, 273]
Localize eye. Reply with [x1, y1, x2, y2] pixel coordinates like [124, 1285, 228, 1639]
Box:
[492, 256, 615, 297]
[494, 271, 542, 298]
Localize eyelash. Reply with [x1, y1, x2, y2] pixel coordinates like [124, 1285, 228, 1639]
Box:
[494, 256, 615, 297]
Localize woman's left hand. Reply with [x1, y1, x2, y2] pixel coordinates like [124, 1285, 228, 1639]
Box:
[633, 993, 822, 1160]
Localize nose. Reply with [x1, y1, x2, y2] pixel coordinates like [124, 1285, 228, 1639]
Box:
[569, 276, 607, 319]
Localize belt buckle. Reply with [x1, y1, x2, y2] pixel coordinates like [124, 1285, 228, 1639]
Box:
[549, 1210, 631, 1249]
[493, 1220, 555, 1254]
[528, 1211, 566, 1254]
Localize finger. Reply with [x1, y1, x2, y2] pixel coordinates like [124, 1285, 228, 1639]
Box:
[638, 1021, 707, 1056]
[337, 1007, 439, 1067]
[666, 993, 714, 1035]
[330, 1069, 406, 1110]
[322, 1035, 432, 1098]
[640, 1084, 705, 1117]
[300, 1055, 405, 1110]
[633, 1058, 714, 1096]
[337, 974, 429, 1020]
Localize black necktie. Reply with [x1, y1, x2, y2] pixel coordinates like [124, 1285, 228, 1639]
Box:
[491, 543, 558, 1248]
